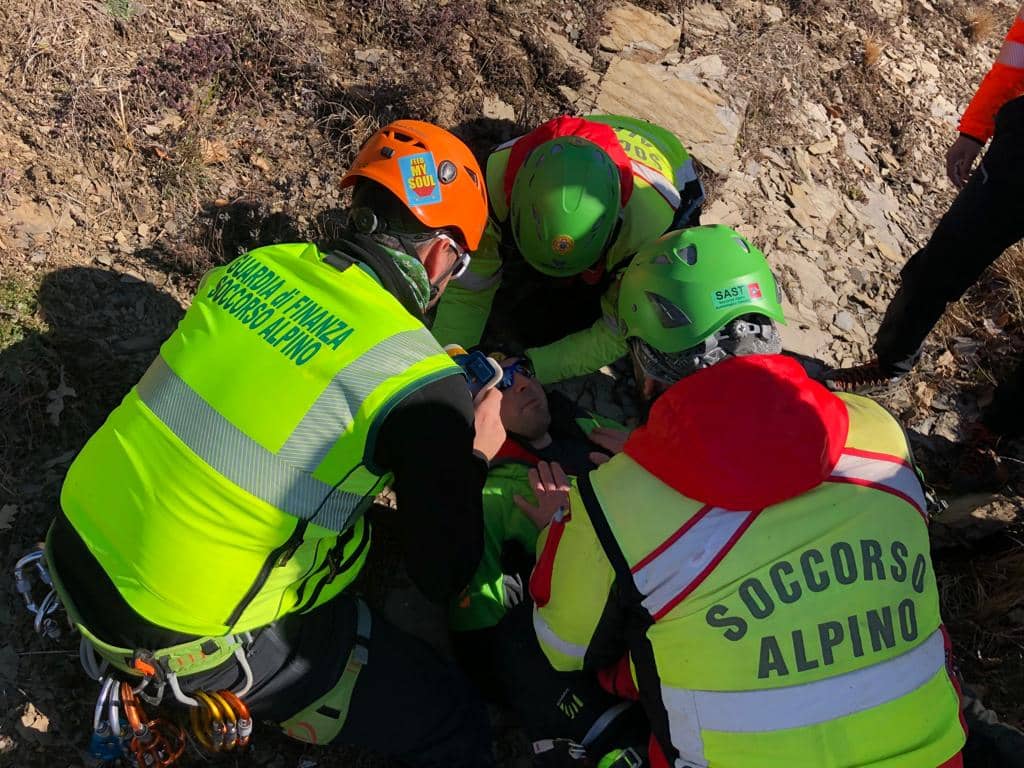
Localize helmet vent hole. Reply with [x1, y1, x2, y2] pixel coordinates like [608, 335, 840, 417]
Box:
[391, 130, 426, 149]
[675, 245, 698, 265]
[465, 166, 478, 185]
[652, 253, 672, 265]
[733, 237, 751, 253]
[646, 292, 692, 329]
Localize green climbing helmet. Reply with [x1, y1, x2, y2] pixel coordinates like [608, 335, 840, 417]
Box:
[618, 225, 786, 354]
[509, 137, 622, 277]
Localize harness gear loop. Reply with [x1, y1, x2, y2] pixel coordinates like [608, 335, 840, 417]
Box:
[80, 636, 108, 681]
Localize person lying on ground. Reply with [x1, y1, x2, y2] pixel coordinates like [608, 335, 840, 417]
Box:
[431, 113, 705, 384]
[527, 225, 968, 768]
[46, 121, 505, 767]
[449, 355, 649, 767]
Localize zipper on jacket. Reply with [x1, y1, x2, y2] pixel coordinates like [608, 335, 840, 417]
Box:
[292, 525, 355, 609]
[225, 519, 309, 629]
[297, 521, 370, 614]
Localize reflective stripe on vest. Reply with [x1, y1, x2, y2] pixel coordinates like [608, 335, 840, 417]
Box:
[827, 448, 927, 520]
[534, 604, 588, 660]
[632, 506, 759, 621]
[631, 160, 681, 209]
[662, 629, 946, 767]
[137, 324, 442, 531]
[278, 327, 444, 471]
[998, 38, 1024, 67]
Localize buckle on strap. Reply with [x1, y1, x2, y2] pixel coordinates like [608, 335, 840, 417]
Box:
[532, 739, 587, 761]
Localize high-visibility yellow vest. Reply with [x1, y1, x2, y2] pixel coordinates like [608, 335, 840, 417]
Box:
[59, 243, 460, 637]
[536, 394, 965, 767]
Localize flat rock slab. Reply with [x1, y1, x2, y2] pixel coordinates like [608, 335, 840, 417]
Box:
[597, 58, 743, 174]
[600, 3, 680, 60]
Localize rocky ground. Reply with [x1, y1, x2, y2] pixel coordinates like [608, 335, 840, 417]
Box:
[1, 0, 1022, 765]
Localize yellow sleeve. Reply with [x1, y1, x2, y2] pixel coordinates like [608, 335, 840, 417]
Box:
[532, 489, 616, 671]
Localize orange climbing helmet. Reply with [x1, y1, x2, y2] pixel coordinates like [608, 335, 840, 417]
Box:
[341, 120, 489, 251]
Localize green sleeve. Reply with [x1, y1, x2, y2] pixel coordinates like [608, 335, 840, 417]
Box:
[449, 468, 540, 632]
[430, 221, 503, 349]
[527, 317, 628, 384]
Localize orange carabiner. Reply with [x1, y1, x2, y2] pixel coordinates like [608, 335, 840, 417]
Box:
[218, 690, 253, 747]
[119, 683, 184, 767]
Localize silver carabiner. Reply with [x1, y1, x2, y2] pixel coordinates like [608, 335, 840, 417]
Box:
[14, 548, 63, 639]
[14, 549, 46, 615]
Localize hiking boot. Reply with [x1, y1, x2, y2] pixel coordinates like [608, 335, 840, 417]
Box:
[821, 360, 903, 393]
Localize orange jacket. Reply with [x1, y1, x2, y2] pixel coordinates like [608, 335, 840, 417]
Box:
[959, 3, 1024, 142]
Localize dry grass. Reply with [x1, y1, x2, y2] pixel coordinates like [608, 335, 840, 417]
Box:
[939, 546, 1024, 720]
[964, 6, 997, 44]
[862, 35, 886, 69]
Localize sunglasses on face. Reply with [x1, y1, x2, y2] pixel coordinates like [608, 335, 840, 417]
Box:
[434, 233, 472, 280]
[498, 361, 533, 391]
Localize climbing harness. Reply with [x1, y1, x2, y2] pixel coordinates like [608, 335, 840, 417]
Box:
[15, 543, 259, 767]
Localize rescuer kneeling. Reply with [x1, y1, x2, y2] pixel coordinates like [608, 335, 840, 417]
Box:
[525, 226, 967, 768]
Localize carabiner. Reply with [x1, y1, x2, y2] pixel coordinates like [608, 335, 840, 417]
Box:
[14, 549, 62, 639]
[195, 690, 227, 751]
[218, 689, 253, 747]
[120, 683, 184, 767]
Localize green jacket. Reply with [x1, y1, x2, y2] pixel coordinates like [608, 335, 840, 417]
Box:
[449, 460, 540, 632]
[449, 413, 627, 631]
[431, 114, 701, 383]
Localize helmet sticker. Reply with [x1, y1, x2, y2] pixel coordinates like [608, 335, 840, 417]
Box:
[552, 234, 575, 255]
[712, 281, 762, 309]
[398, 151, 443, 206]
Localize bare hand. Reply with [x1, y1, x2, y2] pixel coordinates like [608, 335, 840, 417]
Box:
[514, 461, 571, 529]
[946, 134, 984, 189]
[472, 387, 506, 461]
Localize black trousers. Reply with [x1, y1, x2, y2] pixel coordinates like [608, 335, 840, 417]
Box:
[453, 602, 647, 766]
[191, 595, 494, 767]
[874, 96, 1024, 437]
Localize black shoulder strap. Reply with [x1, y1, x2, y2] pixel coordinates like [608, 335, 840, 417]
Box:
[575, 471, 680, 766]
[576, 471, 641, 602]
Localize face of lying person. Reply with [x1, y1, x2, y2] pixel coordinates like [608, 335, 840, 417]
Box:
[499, 370, 551, 442]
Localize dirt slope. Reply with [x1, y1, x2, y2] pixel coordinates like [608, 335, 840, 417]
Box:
[1, 0, 1021, 765]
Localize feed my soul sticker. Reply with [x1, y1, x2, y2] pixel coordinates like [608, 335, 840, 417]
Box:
[399, 151, 443, 207]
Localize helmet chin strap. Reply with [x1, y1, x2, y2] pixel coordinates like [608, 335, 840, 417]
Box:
[350, 206, 465, 306]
